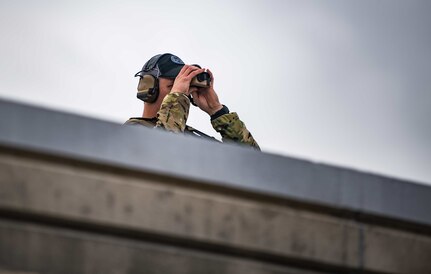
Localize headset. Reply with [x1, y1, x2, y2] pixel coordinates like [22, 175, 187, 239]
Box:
[134, 54, 166, 103]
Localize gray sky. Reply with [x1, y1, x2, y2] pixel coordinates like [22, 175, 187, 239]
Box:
[1, 0, 430, 185]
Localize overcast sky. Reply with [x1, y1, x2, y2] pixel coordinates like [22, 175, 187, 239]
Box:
[1, 0, 430, 185]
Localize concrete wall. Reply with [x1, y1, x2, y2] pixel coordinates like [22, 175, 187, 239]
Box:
[0, 98, 430, 274]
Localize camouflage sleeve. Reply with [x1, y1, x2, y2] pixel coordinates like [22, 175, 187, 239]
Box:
[211, 112, 260, 150]
[156, 92, 190, 133]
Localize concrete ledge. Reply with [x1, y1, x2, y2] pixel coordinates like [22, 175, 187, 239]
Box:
[1, 98, 431, 273]
[1, 149, 431, 273]
[0, 98, 430, 228]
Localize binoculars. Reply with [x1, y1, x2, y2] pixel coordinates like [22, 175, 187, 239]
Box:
[190, 64, 211, 88]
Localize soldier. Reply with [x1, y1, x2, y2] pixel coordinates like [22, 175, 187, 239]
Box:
[125, 53, 260, 150]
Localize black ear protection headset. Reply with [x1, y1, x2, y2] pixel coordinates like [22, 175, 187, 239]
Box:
[134, 54, 165, 103]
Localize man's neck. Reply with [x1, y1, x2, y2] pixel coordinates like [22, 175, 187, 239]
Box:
[142, 103, 159, 119]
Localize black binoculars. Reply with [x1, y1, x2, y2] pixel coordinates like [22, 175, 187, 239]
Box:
[190, 64, 211, 88]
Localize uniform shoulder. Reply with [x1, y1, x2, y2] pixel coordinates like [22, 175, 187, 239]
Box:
[124, 117, 157, 127]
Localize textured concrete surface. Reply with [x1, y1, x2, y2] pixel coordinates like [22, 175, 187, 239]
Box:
[0, 220, 322, 274]
[1, 99, 431, 274]
[363, 225, 431, 273]
[1, 152, 431, 273]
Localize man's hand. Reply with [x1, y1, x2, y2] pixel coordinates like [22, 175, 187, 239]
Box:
[190, 69, 223, 116]
[171, 65, 205, 95]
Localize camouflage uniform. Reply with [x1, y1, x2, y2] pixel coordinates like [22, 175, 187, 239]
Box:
[125, 92, 260, 150]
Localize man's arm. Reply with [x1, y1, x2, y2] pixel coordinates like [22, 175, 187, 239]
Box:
[211, 109, 260, 150]
[155, 92, 190, 133]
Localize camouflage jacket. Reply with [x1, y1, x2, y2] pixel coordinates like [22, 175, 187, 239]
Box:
[125, 92, 260, 150]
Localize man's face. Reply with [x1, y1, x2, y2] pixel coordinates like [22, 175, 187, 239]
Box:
[158, 77, 175, 100]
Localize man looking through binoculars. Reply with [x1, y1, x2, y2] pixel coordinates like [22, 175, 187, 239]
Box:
[125, 53, 259, 150]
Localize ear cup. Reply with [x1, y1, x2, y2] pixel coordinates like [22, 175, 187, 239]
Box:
[136, 75, 159, 103]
